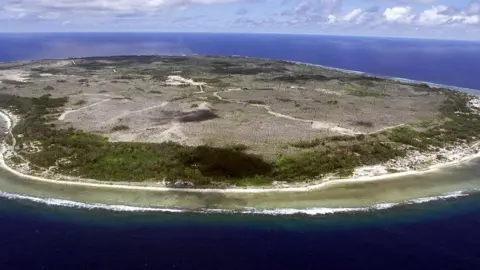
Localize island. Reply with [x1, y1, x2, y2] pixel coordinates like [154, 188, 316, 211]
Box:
[0, 55, 479, 191]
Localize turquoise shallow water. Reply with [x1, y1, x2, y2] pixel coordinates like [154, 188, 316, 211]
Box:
[1, 156, 480, 213]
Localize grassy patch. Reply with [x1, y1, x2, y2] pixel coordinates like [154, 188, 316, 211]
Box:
[211, 66, 285, 75]
[116, 74, 140, 80]
[290, 138, 323, 148]
[74, 100, 86, 106]
[349, 89, 387, 97]
[191, 77, 231, 87]
[111, 125, 130, 132]
[246, 100, 266, 105]
[8, 155, 23, 165]
[1, 80, 28, 85]
[274, 141, 405, 180]
[354, 120, 374, 128]
[386, 168, 400, 173]
[276, 97, 293, 102]
[271, 74, 329, 83]
[171, 94, 192, 101]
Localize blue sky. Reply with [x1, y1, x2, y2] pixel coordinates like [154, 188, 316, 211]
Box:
[1, 0, 480, 40]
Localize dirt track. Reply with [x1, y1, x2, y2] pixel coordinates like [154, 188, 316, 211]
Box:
[0, 55, 446, 157]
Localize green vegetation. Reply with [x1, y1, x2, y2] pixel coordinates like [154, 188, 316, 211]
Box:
[275, 140, 405, 180]
[211, 64, 286, 75]
[285, 90, 480, 178]
[0, 93, 408, 185]
[75, 59, 141, 70]
[290, 138, 323, 148]
[111, 125, 130, 132]
[387, 93, 480, 149]
[31, 67, 66, 75]
[1, 94, 273, 186]
[0, 62, 479, 187]
[270, 74, 328, 83]
[349, 89, 387, 97]
[1, 80, 28, 85]
[387, 168, 400, 174]
[4, 89, 476, 186]
[9, 155, 23, 165]
[171, 94, 191, 101]
[191, 77, 231, 87]
[327, 100, 339, 105]
[246, 100, 266, 105]
[74, 100, 86, 106]
[116, 75, 139, 80]
[276, 97, 293, 102]
[354, 120, 374, 128]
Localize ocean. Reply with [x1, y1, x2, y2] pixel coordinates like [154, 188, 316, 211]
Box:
[1, 33, 480, 269]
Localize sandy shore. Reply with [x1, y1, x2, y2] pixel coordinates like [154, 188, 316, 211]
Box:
[1, 109, 480, 194]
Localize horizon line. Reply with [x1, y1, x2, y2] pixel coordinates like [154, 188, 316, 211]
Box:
[0, 31, 479, 43]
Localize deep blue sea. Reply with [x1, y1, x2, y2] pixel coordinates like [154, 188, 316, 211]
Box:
[2, 33, 480, 270]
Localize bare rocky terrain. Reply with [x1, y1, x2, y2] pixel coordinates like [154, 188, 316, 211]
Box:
[0, 55, 445, 159]
[4, 55, 479, 188]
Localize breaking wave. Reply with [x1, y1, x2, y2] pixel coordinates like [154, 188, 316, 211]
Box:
[0, 189, 477, 216]
[0, 191, 184, 213]
[283, 59, 480, 95]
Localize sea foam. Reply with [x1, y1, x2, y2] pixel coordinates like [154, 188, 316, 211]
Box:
[0, 191, 184, 213]
[0, 189, 476, 216]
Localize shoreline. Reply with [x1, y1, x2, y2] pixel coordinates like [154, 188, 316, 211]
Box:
[2, 55, 479, 96]
[237, 56, 480, 96]
[2, 110, 480, 194]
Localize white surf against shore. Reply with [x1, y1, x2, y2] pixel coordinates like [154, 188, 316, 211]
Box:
[0, 189, 475, 216]
[236, 55, 480, 96]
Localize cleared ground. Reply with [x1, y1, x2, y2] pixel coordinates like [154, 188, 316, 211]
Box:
[0, 55, 445, 158]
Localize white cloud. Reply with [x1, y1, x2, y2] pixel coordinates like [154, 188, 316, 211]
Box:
[462, 15, 480, 24]
[327, 14, 337, 24]
[315, 0, 343, 14]
[383, 6, 414, 23]
[38, 12, 60, 20]
[3, 0, 245, 16]
[417, 5, 480, 25]
[4, 0, 480, 36]
[290, 0, 343, 16]
[467, 1, 480, 15]
[417, 5, 452, 25]
[293, 1, 310, 15]
[343, 8, 363, 23]
[396, 0, 436, 3]
[235, 7, 248, 15]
